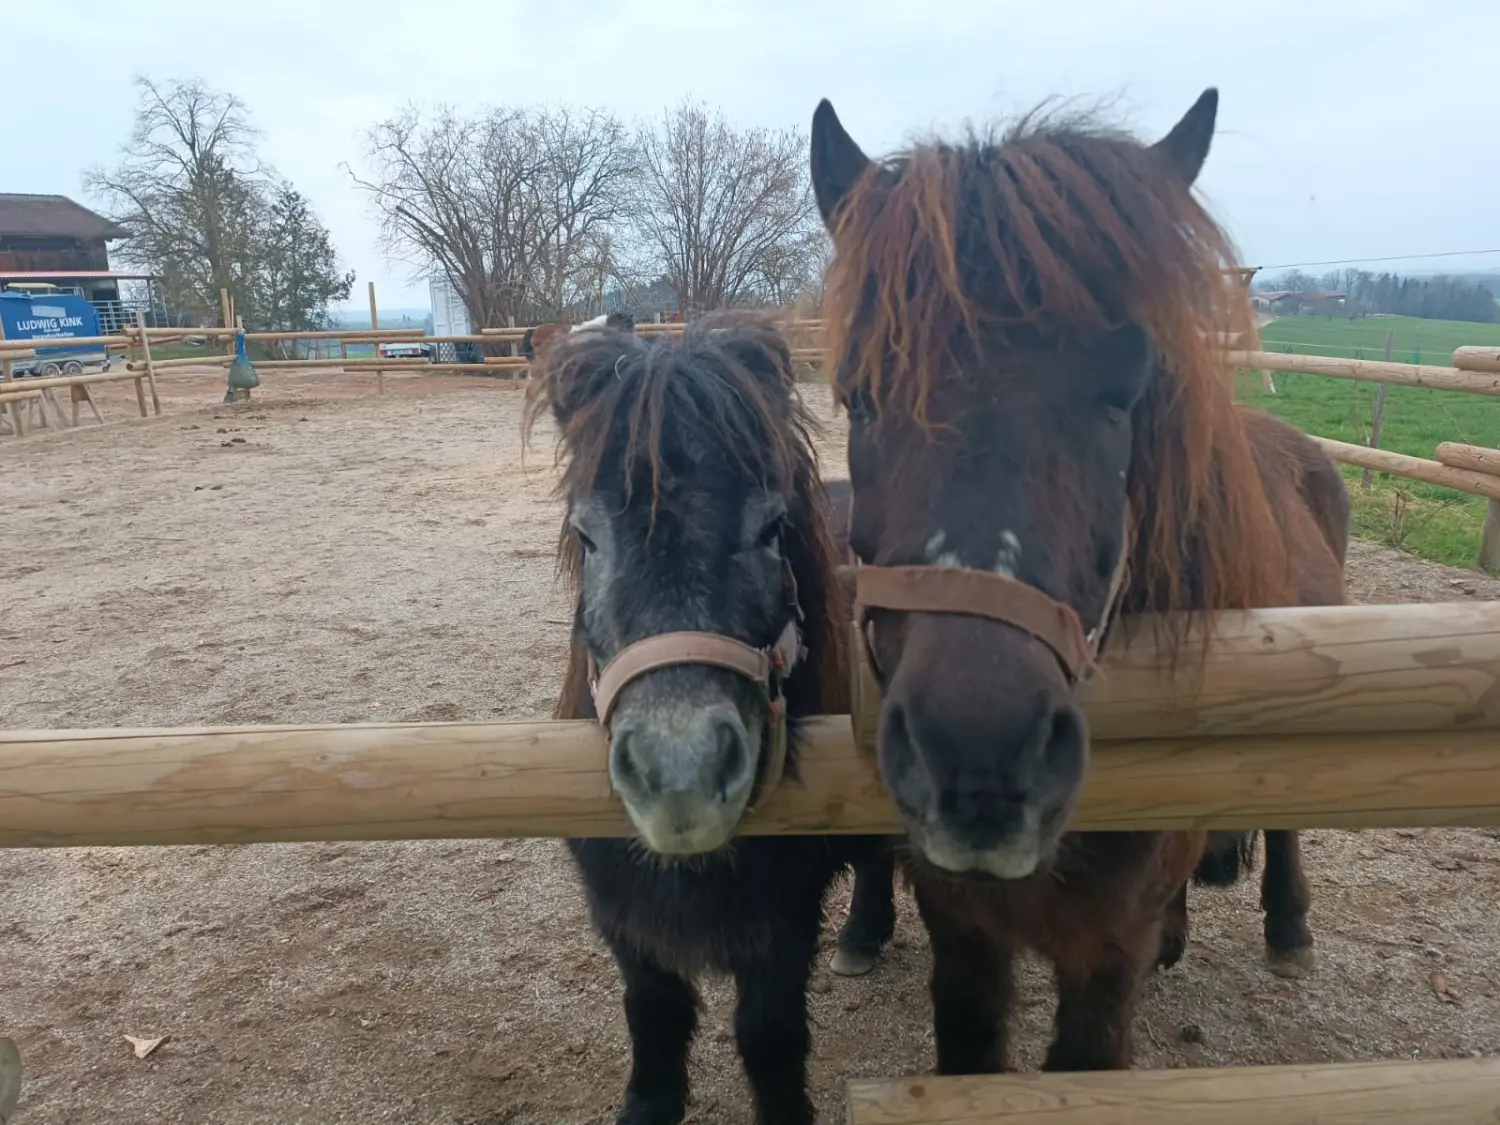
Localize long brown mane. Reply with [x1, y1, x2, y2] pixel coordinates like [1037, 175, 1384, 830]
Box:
[822, 110, 1294, 621]
[523, 311, 850, 726]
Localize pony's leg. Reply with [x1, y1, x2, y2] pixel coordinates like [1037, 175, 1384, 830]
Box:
[914, 881, 1011, 1074]
[1262, 829, 1315, 978]
[831, 841, 897, 976]
[612, 946, 699, 1125]
[731, 919, 821, 1125]
[1156, 883, 1189, 970]
[1044, 928, 1157, 1071]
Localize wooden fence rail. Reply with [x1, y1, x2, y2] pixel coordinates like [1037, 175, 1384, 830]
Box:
[1224, 345, 1500, 570]
[1307, 437, 1500, 502]
[1452, 346, 1500, 374]
[845, 1057, 1500, 1124]
[4, 713, 1500, 848]
[1228, 350, 1500, 396]
[6, 602, 1500, 847]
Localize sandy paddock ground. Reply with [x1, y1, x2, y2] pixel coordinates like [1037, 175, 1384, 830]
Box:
[1, 367, 1498, 1124]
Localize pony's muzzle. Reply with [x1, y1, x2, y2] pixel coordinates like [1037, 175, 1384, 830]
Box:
[875, 619, 1089, 879]
[608, 699, 757, 854]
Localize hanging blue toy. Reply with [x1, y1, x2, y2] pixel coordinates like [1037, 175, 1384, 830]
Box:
[224, 328, 259, 402]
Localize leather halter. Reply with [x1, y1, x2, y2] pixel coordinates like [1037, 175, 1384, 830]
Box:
[587, 561, 806, 807]
[850, 507, 1134, 685]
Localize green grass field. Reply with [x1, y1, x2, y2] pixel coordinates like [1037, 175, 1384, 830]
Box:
[1259, 313, 1500, 364]
[1240, 315, 1500, 568]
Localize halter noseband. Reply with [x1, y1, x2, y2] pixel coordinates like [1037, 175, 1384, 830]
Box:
[587, 561, 806, 809]
[850, 506, 1134, 686]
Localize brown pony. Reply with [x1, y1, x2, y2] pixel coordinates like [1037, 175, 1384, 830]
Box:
[809, 88, 1348, 1071]
[521, 311, 637, 363]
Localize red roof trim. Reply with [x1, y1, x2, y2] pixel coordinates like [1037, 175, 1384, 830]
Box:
[0, 270, 155, 280]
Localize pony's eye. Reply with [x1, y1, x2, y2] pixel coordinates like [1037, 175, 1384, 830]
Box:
[757, 515, 786, 549]
[846, 389, 875, 425]
[575, 529, 598, 555]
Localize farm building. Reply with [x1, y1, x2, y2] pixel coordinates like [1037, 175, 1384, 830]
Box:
[1252, 289, 1348, 317]
[0, 193, 163, 332]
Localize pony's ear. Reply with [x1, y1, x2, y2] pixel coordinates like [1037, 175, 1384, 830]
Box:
[532, 331, 639, 431]
[811, 99, 872, 231]
[1152, 87, 1218, 185]
[690, 312, 797, 397]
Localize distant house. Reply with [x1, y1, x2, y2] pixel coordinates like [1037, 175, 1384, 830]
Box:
[1299, 290, 1347, 317]
[1251, 290, 1293, 311]
[1250, 288, 1348, 317]
[0, 193, 161, 331]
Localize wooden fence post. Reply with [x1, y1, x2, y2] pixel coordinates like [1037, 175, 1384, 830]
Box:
[134, 311, 162, 416]
[1480, 496, 1500, 572]
[1362, 329, 1396, 491]
[368, 282, 383, 396]
[219, 289, 234, 379]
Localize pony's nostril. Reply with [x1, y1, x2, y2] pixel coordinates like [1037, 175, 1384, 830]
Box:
[712, 718, 750, 802]
[610, 727, 643, 792]
[882, 701, 916, 785]
[1043, 704, 1087, 772]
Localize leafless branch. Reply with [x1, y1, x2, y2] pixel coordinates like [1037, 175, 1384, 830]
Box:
[628, 99, 822, 316]
[348, 103, 638, 328]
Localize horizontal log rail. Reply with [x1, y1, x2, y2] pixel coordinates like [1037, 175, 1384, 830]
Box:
[0, 336, 130, 352]
[7, 603, 1500, 847]
[1452, 346, 1500, 374]
[1228, 350, 1500, 396]
[2, 719, 1499, 848]
[1308, 437, 1500, 501]
[1434, 441, 1500, 476]
[0, 368, 149, 399]
[844, 1057, 1500, 1124]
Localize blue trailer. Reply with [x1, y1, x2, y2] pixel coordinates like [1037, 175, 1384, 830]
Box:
[0, 288, 114, 378]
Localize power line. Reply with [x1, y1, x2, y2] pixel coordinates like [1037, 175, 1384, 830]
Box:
[1254, 248, 1500, 271]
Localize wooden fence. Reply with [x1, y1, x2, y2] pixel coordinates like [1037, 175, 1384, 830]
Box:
[5, 599, 1500, 1118]
[0, 313, 825, 436]
[10, 312, 1500, 575]
[1231, 347, 1500, 568]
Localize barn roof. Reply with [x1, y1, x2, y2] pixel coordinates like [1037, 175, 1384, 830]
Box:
[0, 194, 128, 240]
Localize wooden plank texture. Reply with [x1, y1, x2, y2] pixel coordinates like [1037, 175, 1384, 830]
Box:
[845, 1058, 1500, 1124]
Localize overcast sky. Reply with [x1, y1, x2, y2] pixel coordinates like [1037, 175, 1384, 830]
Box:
[13, 0, 1499, 309]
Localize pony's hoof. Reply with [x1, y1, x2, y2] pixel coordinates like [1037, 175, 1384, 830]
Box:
[616, 1091, 685, 1125]
[1267, 945, 1315, 979]
[830, 945, 879, 977]
[0, 1037, 20, 1125]
[1155, 932, 1187, 971]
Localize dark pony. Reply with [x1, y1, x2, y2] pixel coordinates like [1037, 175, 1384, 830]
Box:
[523, 311, 895, 1124]
[521, 311, 637, 363]
[809, 89, 1348, 1071]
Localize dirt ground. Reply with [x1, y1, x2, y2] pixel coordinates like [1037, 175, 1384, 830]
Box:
[2, 368, 1497, 1124]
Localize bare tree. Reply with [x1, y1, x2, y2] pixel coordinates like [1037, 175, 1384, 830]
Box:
[350, 103, 637, 329]
[85, 76, 268, 323]
[630, 99, 821, 316]
[1266, 269, 1320, 293]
